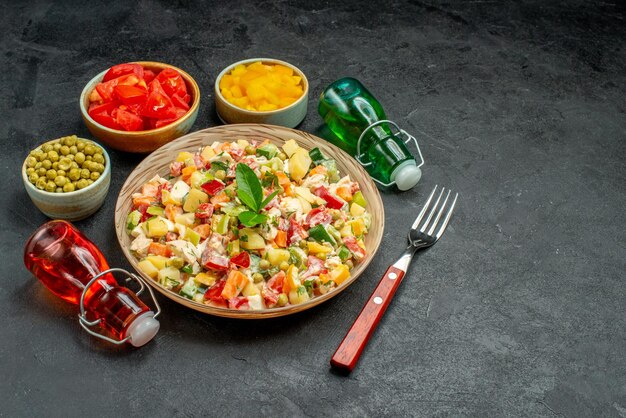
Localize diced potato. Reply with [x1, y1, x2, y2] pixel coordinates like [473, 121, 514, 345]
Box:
[201, 146, 216, 161]
[170, 181, 190, 201]
[158, 266, 180, 285]
[295, 186, 325, 205]
[194, 272, 218, 287]
[350, 202, 366, 217]
[284, 265, 300, 294]
[247, 294, 264, 310]
[138, 259, 159, 279]
[289, 286, 310, 305]
[145, 255, 169, 270]
[176, 152, 194, 163]
[282, 139, 299, 157]
[242, 281, 260, 297]
[189, 171, 206, 189]
[340, 224, 354, 238]
[267, 248, 290, 266]
[183, 188, 209, 213]
[289, 148, 312, 182]
[146, 218, 168, 238]
[240, 228, 266, 250]
[161, 189, 181, 205]
[174, 213, 196, 226]
[237, 139, 250, 148]
[297, 196, 312, 214]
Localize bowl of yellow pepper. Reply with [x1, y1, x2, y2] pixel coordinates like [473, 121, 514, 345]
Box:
[214, 58, 308, 128]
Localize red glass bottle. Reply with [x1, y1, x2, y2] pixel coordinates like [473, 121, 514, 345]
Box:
[24, 220, 160, 347]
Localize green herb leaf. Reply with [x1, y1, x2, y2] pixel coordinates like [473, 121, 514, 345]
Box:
[211, 161, 228, 172]
[236, 163, 263, 212]
[238, 211, 268, 227]
[260, 190, 279, 209]
[181, 264, 194, 274]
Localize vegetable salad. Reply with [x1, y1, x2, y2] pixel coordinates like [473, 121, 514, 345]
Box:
[126, 138, 371, 310]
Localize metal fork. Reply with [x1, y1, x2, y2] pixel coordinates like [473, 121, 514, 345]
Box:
[330, 185, 458, 373]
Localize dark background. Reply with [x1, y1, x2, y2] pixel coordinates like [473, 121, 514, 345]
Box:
[2, 1, 625, 416]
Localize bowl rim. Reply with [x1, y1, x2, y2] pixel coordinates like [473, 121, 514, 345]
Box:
[114, 124, 384, 319]
[22, 137, 111, 197]
[214, 57, 309, 115]
[79, 61, 201, 135]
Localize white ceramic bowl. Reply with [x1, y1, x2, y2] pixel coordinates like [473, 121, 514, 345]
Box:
[22, 138, 111, 221]
[214, 58, 309, 128]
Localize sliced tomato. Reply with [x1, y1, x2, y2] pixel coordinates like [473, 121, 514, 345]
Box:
[201, 180, 225, 196]
[143, 69, 156, 83]
[171, 93, 190, 110]
[195, 202, 214, 219]
[343, 236, 366, 260]
[89, 88, 103, 103]
[183, 93, 191, 104]
[115, 108, 144, 131]
[102, 63, 144, 82]
[313, 186, 346, 209]
[154, 107, 187, 128]
[114, 85, 148, 105]
[228, 296, 249, 310]
[262, 286, 279, 308]
[230, 251, 250, 268]
[305, 206, 332, 228]
[288, 217, 308, 245]
[88, 100, 119, 116]
[95, 74, 141, 102]
[155, 68, 187, 98]
[89, 106, 123, 130]
[142, 79, 176, 119]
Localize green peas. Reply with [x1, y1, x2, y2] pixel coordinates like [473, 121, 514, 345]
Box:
[74, 152, 85, 164]
[54, 176, 67, 187]
[245, 145, 256, 155]
[68, 168, 80, 181]
[277, 293, 288, 307]
[26, 137, 105, 193]
[345, 260, 354, 269]
[215, 170, 226, 180]
[277, 152, 287, 161]
[35, 178, 47, 189]
[253, 273, 264, 283]
[259, 259, 270, 270]
[45, 181, 56, 192]
[76, 179, 89, 189]
[58, 158, 71, 171]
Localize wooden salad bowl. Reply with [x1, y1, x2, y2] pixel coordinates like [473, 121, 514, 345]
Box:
[114, 124, 384, 318]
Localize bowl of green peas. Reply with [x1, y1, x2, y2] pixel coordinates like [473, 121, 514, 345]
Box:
[22, 135, 111, 221]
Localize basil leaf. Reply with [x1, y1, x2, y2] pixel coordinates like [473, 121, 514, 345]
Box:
[238, 211, 268, 227]
[260, 190, 279, 210]
[236, 163, 262, 212]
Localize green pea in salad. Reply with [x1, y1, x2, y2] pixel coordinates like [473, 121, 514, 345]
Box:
[126, 138, 371, 310]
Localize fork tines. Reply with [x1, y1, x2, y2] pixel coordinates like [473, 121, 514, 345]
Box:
[412, 185, 458, 239]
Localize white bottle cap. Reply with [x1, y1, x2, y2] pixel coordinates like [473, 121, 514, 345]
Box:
[392, 162, 422, 191]
[125, 311, 160, 347]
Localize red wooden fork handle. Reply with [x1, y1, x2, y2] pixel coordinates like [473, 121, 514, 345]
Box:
[330, 265, 406, 373]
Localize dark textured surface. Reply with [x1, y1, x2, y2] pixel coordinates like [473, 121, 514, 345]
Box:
[2, 1, 625, 416]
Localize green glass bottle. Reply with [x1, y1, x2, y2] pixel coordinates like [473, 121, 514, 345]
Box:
[318, 77, 423, 191]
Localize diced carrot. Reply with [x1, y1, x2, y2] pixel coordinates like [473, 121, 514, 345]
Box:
[181, 165, 197, 181]
[133, 196, 156, 207]
[193, 224, 212, 239]
[275, 230, 287, 247]
[275, 171, 293, 196]
[221, 270, 249, 300]
[164, 204, 183, 222]
[148, 242, 172, 257]
[308, 165, 327, 177]
[210, 192, 231, 206]
[335, 186, 353, 202]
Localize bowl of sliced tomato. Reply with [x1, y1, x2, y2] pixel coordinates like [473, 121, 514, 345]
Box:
[80, 62, 200, 153]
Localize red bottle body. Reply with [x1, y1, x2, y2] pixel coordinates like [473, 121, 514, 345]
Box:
[24, 220, 151, 341]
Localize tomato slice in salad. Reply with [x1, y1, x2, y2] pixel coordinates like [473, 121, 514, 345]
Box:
[202, 249, 230, 271]
[230, 251, 250, 268]
[201, 180, 225, 196]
